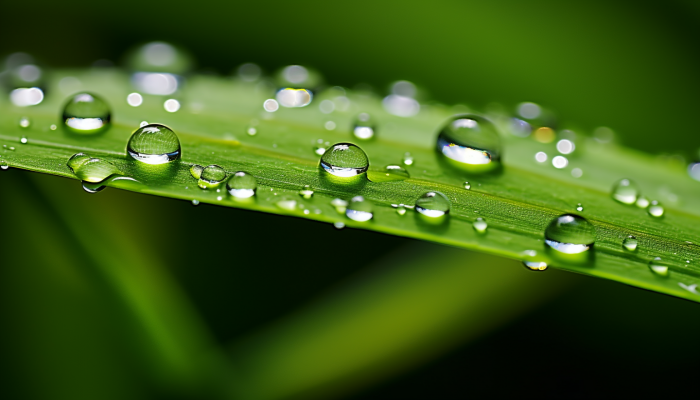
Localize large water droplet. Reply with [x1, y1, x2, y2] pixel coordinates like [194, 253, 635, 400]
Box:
[198, 165, 226, 189]
[415, 191, 450, 218]
[353, 113, 375, 140]
[648, 201, 664, 217]
[62, 93, 111, 134]
[67, 152, 91, 173]
[622, 235, 638, 251]
[544, 214, 596, 255]
[69, 156, 121, 183]
[346, 196, 373, 222]
[648, 257, 670, 277]
[611, 179, 639, 204]
[436, 115, 501, 172]
[227, 171, 257, 198]
[127, 123, 181, 164]
[320, 143, 369, 178]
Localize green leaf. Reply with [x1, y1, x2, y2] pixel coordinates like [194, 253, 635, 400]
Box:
[2, 68, 699, 302]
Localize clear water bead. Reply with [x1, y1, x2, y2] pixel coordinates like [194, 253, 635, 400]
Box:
[346, 196, 373, 222]
[299, 185, 314, 199]
[611, 179, 639, 205]
[576, 203, 584, 212]
[227, 171, 257, 199]
[320, 143, 369, 178]
[473, 217, 488, 233]
[523, 261, 548, 271]
[545, 214, 596, 255]
[198, 165, 226, 189]
[648, 201, 664, 217]
[415, 191, 451, 218]
[622, 235, 638, 251]
[436, 115, 501, 171]
[352, 113, 376, 140]
[62, 93, 111, 134]
[127, 123, 181, 164]
[648, 257, 670, 277]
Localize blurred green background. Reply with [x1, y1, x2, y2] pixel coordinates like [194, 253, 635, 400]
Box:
[1, 0, 699, 399]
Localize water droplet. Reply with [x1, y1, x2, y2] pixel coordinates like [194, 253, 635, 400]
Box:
[62, 93, 111, 134]
[556, 139, 575, 154]
[329, 198, 348, 214]
[346, 196, 373, 222]
[611, 179, 639, 205]
[464, 182, 471, 190]
[622, 235, 638, 251]
[299, 185, 314, 199]
[648, 257, 670, 277]
[383, 94, 420, 117]
[127, 123, 181, 164]
[473, 217, 488, 233]
[314, 145, 327, 155]
[50, 124, 57, 130]
[523, 261, 548, 271]
[402, 153, 414, 166]
[353, 113, 375, 140]
[276, 88, 312, 108]
[648, 201, 664, 217]
[127, 92, 143, 107]
[0, 161, 9, 170]
[191, 199, 200, 206]
[67, 152, 91, 173]
[333, 222, 346, 229]
[198, 165, 226, 189]
[227, 171, 257, 199]
[544, 214, 596, 255]
[320, 143, 369, 178]
[20, 137, 27, 144]
[276, 196, 298, 211]
[189, 164, 204, 179]
[436, 115, 501, 172]
[571, 168, 583, 178]
[263, 99, 279, 112]
[164, 98, 180, 112]
[552, 155, 568, 169]
[19, 117, 30, 128]
[576, 203, 583, 212]
[517, 102, 541, 119]
[415, 191, 451, 218]
[395, 205, 407, 215]
[636, 196, 650, 208]
[246, 126, 258, 136]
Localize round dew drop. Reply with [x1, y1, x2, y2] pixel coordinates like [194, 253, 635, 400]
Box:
[227, 171, 257, 199]
[299, 185, 314, 199]
[62, 92, 111, 134]
[127, 123, 181, 164]
[611, 178, 639, 205]
[436, 114, 502, 172]
[473, 217, 488, 233]
[320, 143, 369, 178]
[198, 165, 226, 189]
[648, 257, 670, 277]
[648, 201, 664, 217]
[544, 214, 596, 255]
[352, 113, 376, 140]
[622, 235, 638, 251]
[415, 191, 451, 218]
[67, 152, 91, 173]
[523, 261, 548, 271]
[346, 196, 373, 222]
[576, 203, 584, 212]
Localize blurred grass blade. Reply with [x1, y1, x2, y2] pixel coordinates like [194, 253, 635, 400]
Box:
[1, 69, 699, 302]
[226, 243, 577, 400]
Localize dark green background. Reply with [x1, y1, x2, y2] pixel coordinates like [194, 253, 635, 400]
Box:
[1, 0, 699, 399]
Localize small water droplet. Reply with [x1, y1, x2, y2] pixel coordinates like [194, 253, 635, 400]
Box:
[189, 164, 204, 179]
[473, 217, 488, 233]
[556, 139, 575, 154]
[395, 205, 407, 215]
[226, 171, 257, 199]
[464, 182, 471, 190]
[611, 179, 639, 204]
[198, 165, 226, 189]
[576, 203, 583, 212]
[320, 143, 369, 178]
[127, 123, 181, 164]
[517, 102, 541, 119]
[62, 93, 111, 134]
[523, 261, 548, 271]
[50, 124, 57, 130]
[19, 117, 30, 128]
[648, 257, 670, 277]
[247, 126, 257, 136]
[0, 161, 9, 170]
[545, 214, 596, 255]
[326, 199, 347, 215]
[436, 115, 501, 172]
[334, 222, 345, 229]
[69, 156, 121, 183]
[402, 153, 414, 166]
[346, 196, 373, 222]
[352, 113, 375, 140]
[534, 151, 547, 163]
[415, 191, 451, 218]
[127, 92, 143, 107]
[552, 155, 568, 169]
[191, 199, 200, 206]
[164, 98, 180, 112]
[263, 99, 279, 112]
[635, 196, 649, 208]
[20, 137, 27, 144]
[299, 185, 314, 199]
[622, 235, 638, 251]
[648, 201, 664, 217]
